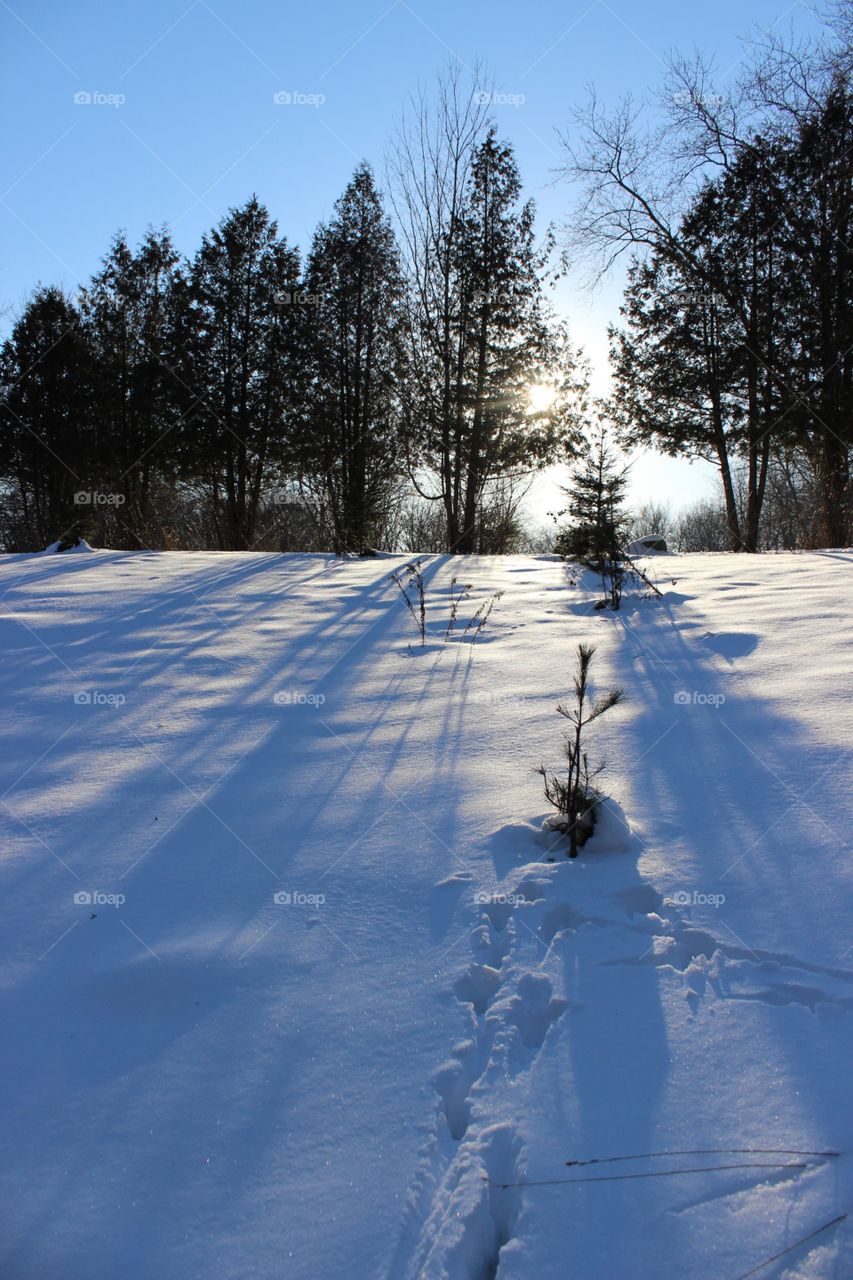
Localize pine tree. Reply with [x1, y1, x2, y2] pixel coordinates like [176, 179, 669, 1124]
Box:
[608, 136, 791, 555]
[80, 228, 185, 546]
[0, 288, 94, 549]
[185, 197, 303, 550]
[452, 130, 578, 553]
[783, 82, 853, 546]
[557, 424, 629, 609]
[539, 642, 625, 857]
[392, 81, 583, 553]
[300, 163, 405, 553]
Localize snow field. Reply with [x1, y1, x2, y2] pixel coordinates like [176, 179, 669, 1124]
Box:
[0, 548, 850, 1278]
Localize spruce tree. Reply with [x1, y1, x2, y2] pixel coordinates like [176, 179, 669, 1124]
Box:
[186, 197, 303, 550]
[557, 425, 629, 609]
[300, 163, 405, 553]
[0, 288, 94, 549]
[81, 228, 184, 546]
[783, 82, 853, 547]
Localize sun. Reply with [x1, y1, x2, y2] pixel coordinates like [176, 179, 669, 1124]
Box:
[528, 383, 557, 412]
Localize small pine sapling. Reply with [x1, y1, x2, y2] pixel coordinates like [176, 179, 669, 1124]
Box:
[539, 642, 625, 857]
[556, 425, 630, 611]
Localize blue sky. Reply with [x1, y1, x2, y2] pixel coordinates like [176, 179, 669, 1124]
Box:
[0, 0, 822, 516]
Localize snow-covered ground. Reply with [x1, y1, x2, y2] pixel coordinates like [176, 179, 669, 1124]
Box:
[1, 548, 851, 1279]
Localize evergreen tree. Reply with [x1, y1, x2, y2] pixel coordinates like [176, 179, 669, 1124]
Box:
[564, 16, 853, 550]
[609, 137, 791, 553]
[0, 288, 94, 549]
[539, 642, 625, 856]
[185, 197, 302, 550]
[450, 130, 579, 553]
[80, 228, 185, 546]
[557, 424, 629, 609]
[393, 79, 583, 553]
[783, 81, 853, 546]
[300, 163, 405, 553]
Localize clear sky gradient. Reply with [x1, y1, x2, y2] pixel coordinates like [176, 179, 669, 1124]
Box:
[0, 0, 822, 519]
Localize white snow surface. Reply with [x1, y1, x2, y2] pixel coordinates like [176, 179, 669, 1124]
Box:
[42, 538, 96, 554]
[1, 548, 851, 1279]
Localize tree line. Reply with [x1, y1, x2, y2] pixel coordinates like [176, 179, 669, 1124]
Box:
[0, 73, 583, 555]
[3, 9, 852, 557]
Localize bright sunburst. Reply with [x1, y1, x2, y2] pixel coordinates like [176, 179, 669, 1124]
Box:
[528, 383, 557, 412]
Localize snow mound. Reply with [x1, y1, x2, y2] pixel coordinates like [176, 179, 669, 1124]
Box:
[541, 795, 637, 856]
[584, 795, 637, 854]
[627, 533, 669, 555]
[42, 538, 96, 554]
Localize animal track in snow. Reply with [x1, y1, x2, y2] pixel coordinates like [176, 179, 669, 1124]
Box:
[611, 884, 665, 917]
[433, 1031, 495, 1141]
[606, 911, 853, 1014]
[537, 901, 582, 946]
[434, 914, 512, 1142]
[409, 870, 576, 1278]
[471, 918, 513, 970]
[481, 1125, 524, 1280]
[505, 972, 567, 1049]
[454, 963, 502, 1015]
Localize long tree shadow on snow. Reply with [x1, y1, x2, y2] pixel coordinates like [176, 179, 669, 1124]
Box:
[0, 550, 480, 1278]
[600, 580, 850, 1174]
